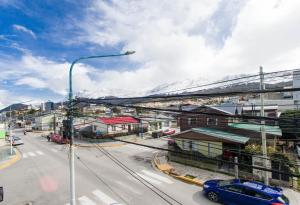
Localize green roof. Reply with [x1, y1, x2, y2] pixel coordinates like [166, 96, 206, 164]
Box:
[228, 123, 282, 136]
[191, 127, 250, 144]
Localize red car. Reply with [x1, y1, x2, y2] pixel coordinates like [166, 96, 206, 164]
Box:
[50, 134, 69, 144]
[162, 129, 176, 136]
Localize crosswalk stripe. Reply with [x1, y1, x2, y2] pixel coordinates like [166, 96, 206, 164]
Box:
[141, 170, 173, 184]
[28, 152, 36, 157]
[78, 196, 97, 205]
[23, 153, 28, 158]
[50, 148, 58, 153]
[92, 189, 123, 205]
[36, 150, 44, 155]
[115, 180, 141, 195]
[137, 173, 161, 185]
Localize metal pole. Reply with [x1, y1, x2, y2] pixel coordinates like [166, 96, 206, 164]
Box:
[140, 119, 143, 138]
[69, 61, 76, 205]
[9, 106, 12, 155]
[68, 51, 135, 205]
[234, 156, 238, 179]
[260, 66, 269, 185]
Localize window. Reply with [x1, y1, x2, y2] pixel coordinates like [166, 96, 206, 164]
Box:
[206, 117, 217, 126]
[188, 117, 196, 126]
[183, 140, 190, 150]
[122, 125, 126, 130]
[188, 118, 191, 125]
[224, 185, 243, 193]
[112, 125, 116, 131]
[243, 188, 272, 200]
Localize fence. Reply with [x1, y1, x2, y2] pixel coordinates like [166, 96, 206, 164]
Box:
[168, 144, 300, 189]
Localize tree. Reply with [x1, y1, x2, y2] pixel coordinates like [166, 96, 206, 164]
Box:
[111, 107, 121, 115]
[279, 109, 300, 139]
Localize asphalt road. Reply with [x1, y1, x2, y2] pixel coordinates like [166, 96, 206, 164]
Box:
[0, 130, 215, 205]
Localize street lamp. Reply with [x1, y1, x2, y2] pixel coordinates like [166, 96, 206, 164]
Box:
[7, 100, 33, 155]
[68, 51, 135, 205]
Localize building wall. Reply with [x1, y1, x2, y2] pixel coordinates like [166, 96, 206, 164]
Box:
[179, 107, 229, 131]
[175, 138, 223, 158]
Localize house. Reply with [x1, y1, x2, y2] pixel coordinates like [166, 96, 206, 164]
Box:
[179, 104, 280, 143]
[92, 116, 148, 137]
[34, 112, 65, 131]
[139, 113, 177, 132]
[170, 127, 250, 158]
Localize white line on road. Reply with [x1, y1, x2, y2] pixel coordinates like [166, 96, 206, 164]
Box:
[28, 152, 36, 157]
[22, 153, 28, 158]
[115, 180, 142, 195]
[92, 189, 123, 205]
[136, 173, 162, 185]
[78, 196, 97, 205]
[141, 170, 173, 184]
[50, 148, 58, 153]
[36, 150, 44, 155]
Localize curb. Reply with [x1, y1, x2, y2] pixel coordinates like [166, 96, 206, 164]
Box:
[152, 152, 204, 187]
[0, 148, 21, 170]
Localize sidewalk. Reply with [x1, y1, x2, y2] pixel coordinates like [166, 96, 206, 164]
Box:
[153, 152, 300, 205]
[0, 145, 20, 170]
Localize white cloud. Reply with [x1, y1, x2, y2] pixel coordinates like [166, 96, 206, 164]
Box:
[67, 0, 300, 95]
[0, 89, 43, 109]
[12, 24, 37, 39]
[15, 77, 47, 88]
[2, 0, 300, 102]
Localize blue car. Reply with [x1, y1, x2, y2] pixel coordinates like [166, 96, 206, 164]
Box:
[203, 179, 289, 205]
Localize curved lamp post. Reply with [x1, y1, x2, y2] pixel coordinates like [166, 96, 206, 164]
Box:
[68, 51, 135, 205]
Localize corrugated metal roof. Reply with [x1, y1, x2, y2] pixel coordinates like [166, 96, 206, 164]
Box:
[191, 127, 250, 144]
[228, 122, 282, 136]
[98, 116, 139, 125]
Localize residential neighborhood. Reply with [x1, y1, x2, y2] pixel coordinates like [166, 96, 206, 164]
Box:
[1, 1, 300, 205]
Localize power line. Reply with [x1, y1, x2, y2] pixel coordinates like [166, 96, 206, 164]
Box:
[111, 138, 300, 177]
[94, 144, 183, 205]
[74, 153, 129, 205]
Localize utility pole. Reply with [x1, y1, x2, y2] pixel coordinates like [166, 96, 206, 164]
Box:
[140, 119, 143, 138]
[9, 105, 13, 155]
[260, 66, 269, 185]
[67, 51, 135, 205]
[53, 112, 56, 134]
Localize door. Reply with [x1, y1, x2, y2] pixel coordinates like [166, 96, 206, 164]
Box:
[219, 185, 243, 204]
[128, 125, 131, 132]
[241, 187, 272, 205]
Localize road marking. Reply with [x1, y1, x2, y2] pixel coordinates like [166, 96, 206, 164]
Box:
[78, 196, 97, 205]
[141, 170, 173, 184]
[23, 153, 28, 158]
[92, 189, 123, 205]
[137, 173, 161, 185]
[36, 150, 44, 155]
[50, 148, 58, 153]
[28, 152, 36, 157]
[115, 180, 142, 195]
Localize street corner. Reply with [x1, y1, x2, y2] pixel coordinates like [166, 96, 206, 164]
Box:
[0, 148, 21, 170]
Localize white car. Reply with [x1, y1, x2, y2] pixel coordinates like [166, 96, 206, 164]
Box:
[11, 136, 24, 146]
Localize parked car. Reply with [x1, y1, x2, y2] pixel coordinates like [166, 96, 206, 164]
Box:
[50, 134, 69, 144]
[162, 129, 175, 136]
[203, 179, 289, 205]
[11, 136, 24, 146]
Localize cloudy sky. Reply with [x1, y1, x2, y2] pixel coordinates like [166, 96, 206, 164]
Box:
[0, 0, 300, 108]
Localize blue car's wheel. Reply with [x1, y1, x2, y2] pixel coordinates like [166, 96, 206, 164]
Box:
[207, 191, 219, 202]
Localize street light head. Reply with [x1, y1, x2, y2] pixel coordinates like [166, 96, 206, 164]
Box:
[124, 50, 136, 55]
